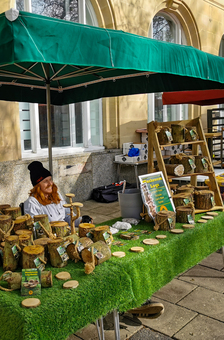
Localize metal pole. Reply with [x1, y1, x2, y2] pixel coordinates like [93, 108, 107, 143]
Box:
[46, 65, 53, 175]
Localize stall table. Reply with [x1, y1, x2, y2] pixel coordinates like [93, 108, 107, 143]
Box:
[1, 212, 224, 340]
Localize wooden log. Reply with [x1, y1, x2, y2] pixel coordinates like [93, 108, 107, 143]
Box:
[164, 164, 184, 176]
[3, 235, 20, 271]
[19, 234, 33, 266]
[14, 216, 29, 232]
[0, 215, 12, 242]
[194, 186, 209, 191]
[92, 226, 113, 246]
[170, 154, 195, 174]
[81, 240, 111, 265]
[194, 190, 215, 210]
[3, 207, 21, 220]
[33, 237, 51, 260]
[171, 124, 185, 143]
[173, 193, 193, 208]
[157, 126, 172, 145]
[67, 237, 93, 262]
[155, 211, 176, 231]
[48, 238, 68, 268]
[79, 223, 95, 238]
[176, 204, 195, 223]
[15, 229, 33, 243]
[184, 126, 199, 142]
[0, 204, 11, 214]
[34, 214, 52, 238]
[40, 271, 53, 288]
[194, 156, 211, 173]
[22, 245, 45, 269]
[52, 221, 70, 238]
[177, 185, 195, 195]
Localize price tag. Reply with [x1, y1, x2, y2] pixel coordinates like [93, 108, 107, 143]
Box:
[211, 196, 215, 207]
[88, 247, 104, 260]
[76, 240, 84, 252]
[34, 257, 45, 271]
[183, 198, 190, 205]
[57, 246, 69, 262]
[11, 245, 19, 259]
[187, 214, 194, 224]
[168, 217, 173, 229]
[188, 159, 196, 169]
[165, 131, 173, 142]
[86, 232, 93, 240]
[189, 129, 197, 140]
[201, 158, 208, 169]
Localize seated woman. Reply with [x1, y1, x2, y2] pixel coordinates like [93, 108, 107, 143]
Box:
[24, 161, 82, 226]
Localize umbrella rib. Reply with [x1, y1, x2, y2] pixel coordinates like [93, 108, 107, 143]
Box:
[0, 71, 44, 82]
[53, 67, 110, 81]
[14, 63, 45, 80]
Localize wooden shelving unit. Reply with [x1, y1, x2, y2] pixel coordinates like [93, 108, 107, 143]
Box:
[147, 117, 224, 212]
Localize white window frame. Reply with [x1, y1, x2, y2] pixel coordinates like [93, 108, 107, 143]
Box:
[19, 0, 104, 157]
[148, 12, 187, 123]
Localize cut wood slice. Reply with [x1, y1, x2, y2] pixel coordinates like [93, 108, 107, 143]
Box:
[63, 280, 79, 289]
[156, 235, 167, 239]
[170, 229, 184, 234]
[201, 215, 214, 220]
[197, 219, 207, 223]
[182, 224, 195, 229]
[21, 298, 41, 308]
[112, 251, 126, 258]
[143, 238, 159, 245]
[65, 193, 75, 198]
[130, 246, 144, 253]
[55, 272, 71, 280]
[206, 212, 219, 217]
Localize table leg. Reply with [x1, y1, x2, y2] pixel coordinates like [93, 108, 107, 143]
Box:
[95, 317, 105, 340]
[117, 164, 121, 183]
[222, 246, 224, 266]
[134, 165, 139, 189]
[113, 309, 121, 340]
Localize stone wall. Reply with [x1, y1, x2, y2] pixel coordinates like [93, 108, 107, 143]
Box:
[0, 149, 147, 206]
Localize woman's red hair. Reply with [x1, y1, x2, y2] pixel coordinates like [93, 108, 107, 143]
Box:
[29, 183, 61, 205]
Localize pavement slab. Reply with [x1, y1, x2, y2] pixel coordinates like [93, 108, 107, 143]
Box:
[179, 264, 224, 293]
[199, 252, 224, 271]
[174, 314, 224, 340]
[153, 278, 197, 304]
[128, 326, 173, 340]
[178, 286, 224, 322]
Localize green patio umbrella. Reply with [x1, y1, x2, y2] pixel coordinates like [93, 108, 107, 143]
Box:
[2, 8, 224, 173]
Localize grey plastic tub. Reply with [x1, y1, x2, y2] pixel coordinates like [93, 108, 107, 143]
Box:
[118, 188, 143, 220]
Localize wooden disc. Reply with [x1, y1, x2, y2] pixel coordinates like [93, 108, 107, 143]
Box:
[201, 215, 214, 220]
[63, 280, 79, 289]
[21, 298, 41, 308]
[130, 246, 144, 252]
[197, 219, 207, 223]
[206, 212, 219, 217]
[143, 238, 159, 245]
[55, 272, 71, 280]
[182, 224, 195, 229]
[156, 235, 167, 239]
[112, 251, 126, 258]
[170, 229, 184, 234]
[66, 193, 75, 198]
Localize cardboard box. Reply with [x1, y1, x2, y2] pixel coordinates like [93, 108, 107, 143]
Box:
[141, 133, 148, 143]
[115, 154, 141, 163]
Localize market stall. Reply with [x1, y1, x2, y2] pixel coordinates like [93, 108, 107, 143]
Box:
[0, 212, 224, 340]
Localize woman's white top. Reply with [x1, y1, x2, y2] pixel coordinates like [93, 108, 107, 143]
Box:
[24, 193, 80, 226]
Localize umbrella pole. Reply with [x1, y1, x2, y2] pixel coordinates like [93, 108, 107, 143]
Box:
[46, 79, 53, 175]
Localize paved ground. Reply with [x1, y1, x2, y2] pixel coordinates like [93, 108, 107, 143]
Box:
[68, 200, 224, 340]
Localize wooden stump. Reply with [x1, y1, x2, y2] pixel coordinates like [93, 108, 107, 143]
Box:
[0, 215, 12, 242]
[155, 211, 176, 231]
[67, 237, 93, 262]
[3, 235, 20, 271]
[33, 238, 51, 260]
[177, 185, 195, 195]
[194, 156, 210, 173]
[93, 226, 113, 246]
[22, 245, 45, 269]
[170, 154, 195, 174]
[34, 214, 52, 238]
[52, 221, 70, 238]
[184, 126, 198, 141]
[4, 207, 21, 220]
[176, 204, 195, 223]
[157, 126, 172, 144]
[164, 164, 184, 176]
[19, 234, 33, 266]
[173, 193, 193, 207]
[48, 238, 68, 268]
[171, 124, 185, 143]
[14, 216, 30, 232]
[15, 229, 33, 242]
[0, 204, 11, 214]
[79, 223, 95, 238]
[194, 190, 215, 210]
[81, 240, 111, 274]
[41, 271, 53, 288]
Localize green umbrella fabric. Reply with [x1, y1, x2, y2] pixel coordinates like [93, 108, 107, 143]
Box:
[1, 8, 224, 106]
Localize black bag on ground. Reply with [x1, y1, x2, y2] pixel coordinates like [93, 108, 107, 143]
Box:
[92, 181, 135, 203]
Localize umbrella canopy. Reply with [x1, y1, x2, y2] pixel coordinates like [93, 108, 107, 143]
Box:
[162, 90, 224, 106]
[2, 8, 224, 172]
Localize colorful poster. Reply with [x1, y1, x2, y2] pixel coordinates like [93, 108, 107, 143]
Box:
[139, 171, 175, 220]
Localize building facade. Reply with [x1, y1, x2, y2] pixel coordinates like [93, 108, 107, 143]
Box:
[0, 0, 223, 205]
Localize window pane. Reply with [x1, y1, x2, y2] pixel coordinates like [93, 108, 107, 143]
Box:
[32, 0, 79, 22]
[19, 102, 31, 150]
[38, 105, 70, 148]
[90, 99, 100, 145]
[75, 103, 83, 144]
[16, 0, 24, 10]
[153, 15, 175, 43]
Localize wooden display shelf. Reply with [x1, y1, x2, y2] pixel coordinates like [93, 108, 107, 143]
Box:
[147, 117, 224, 211]
[195, 205, 224, 214]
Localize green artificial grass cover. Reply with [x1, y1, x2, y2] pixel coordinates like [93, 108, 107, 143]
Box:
[0, 212, 224, 340]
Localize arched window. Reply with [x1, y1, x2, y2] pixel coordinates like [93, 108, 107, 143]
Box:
[148, 12, 188, 122]
[17, 0, 103, 154]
